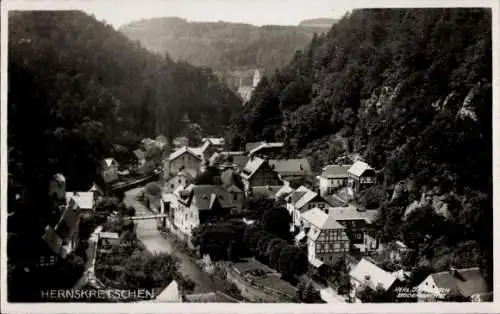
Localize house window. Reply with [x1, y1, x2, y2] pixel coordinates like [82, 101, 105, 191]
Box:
[171, 184, 174, 189]
[178, 179, 181, 184]
[318, 203, 325, 209]
[233, 193, 237, 201]
[334, 243, 340, 252]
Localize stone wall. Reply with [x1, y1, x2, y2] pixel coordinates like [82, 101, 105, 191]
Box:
[223, 266, 296, 303]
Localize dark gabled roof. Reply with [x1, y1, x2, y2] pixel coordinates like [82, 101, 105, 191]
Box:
[232, 155, 250, 170]
[430, 268, 489, 298]
[251, 185, 283, 199]
[168, 146, 203, 161]
[42, 226, 64, 256]
[54, 205, 80, 240]
[133, 149, 146, 160]
[321, 165, 351, 178]
[323, 195, 347, 207]
[240, 157, 266, 179]
[245, 142, 266, 152]
[220, 169, 244, 191]
[289, 191, 307, 205]
[348, 161, 374, 177]
[268, 159, 312, 176]
[184, 185, 233, 210]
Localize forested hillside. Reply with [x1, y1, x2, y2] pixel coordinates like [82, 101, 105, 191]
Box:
[227, 9, 492, 285]
[7, 10, 241, 296]
[9, 10, 240, 191]
[119, 17, 334, 75]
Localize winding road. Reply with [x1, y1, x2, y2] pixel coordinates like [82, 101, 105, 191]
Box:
[123, 188, 217, 293]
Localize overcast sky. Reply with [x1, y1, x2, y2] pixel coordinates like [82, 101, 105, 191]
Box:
[7, 0, 353, 29]
[83, 0, 353, 28]
[5, 0, 493, 29]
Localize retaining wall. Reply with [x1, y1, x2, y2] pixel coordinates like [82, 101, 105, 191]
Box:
[223, 266, 296, 303]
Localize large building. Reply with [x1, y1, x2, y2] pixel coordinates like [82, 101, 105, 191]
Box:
[164, 146, 203, 179]
[240, 157, 282, 196]
[236, 69, 262, 104]
[286, 185, 331, 231]
[318, 164, 351, 196]
[174, 185, 241, 242]
[299, 207, 350, 267]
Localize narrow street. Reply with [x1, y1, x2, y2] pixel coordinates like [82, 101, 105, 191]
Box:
[123, 188, 217, 293]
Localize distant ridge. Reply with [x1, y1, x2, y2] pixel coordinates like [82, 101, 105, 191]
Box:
[119, 17, 334, 75]
[299, 18, 337, 28]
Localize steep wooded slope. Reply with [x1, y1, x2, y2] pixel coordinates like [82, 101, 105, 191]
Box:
[227, 8, 492, 285]
[119, 17, 334, 75]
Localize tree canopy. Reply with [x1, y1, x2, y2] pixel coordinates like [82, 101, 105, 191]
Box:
[227, 8, 492, 286]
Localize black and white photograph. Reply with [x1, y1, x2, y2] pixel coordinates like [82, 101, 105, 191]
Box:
[1, 0, 498, 312]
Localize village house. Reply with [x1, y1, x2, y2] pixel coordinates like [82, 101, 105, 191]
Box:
[33, 176, 85, 278]
[209, 151, 245, 167]
[349, 258, 398, 302]
[299, 207, 350, 267]
[202, 137, 225, 150]
[99, 231, 120, 246]
[220, 168, 245, 212]
[142, 137, 168, 151]
[231, 155, 250, 172]
[173, 136, 189, 149]
[164, 146, 203, 179]
[245, 141, 266, 154]
[250, 185, 283, 200]
[329, 205, 370, 245]
[347, 161, 376, 193]
[65, 191, 95, 213]
[88, 183, 104, 203]
[101, 158, 119, 183]
[286, 185, 332, 232]
[319, 164, 351, 196]
[240, 157, 282, 196]
[275, 183, 295, 203]
[416, 267, 490, 302]
[362, 228, 382, 253]
[54, 197, 83, 257]
[174, 184, 235, 243]
[165, 170, 194, 193]
[133, 149, 147, 168]
[386, 241, 414, 265]
[48, 173, 67, 201]
[40, 226, 65, 267]
[211, 152, 250, 174]
[248, 142, 284, 158]
[268, 158, 312, 181]
[190, 140, 215, 165]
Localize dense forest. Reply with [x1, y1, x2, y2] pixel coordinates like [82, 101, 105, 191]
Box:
[119, 17, 335, 76]
[7, 10, 241, 300]
[8, 10, 241, 190]
[227, 9, 492, 286]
